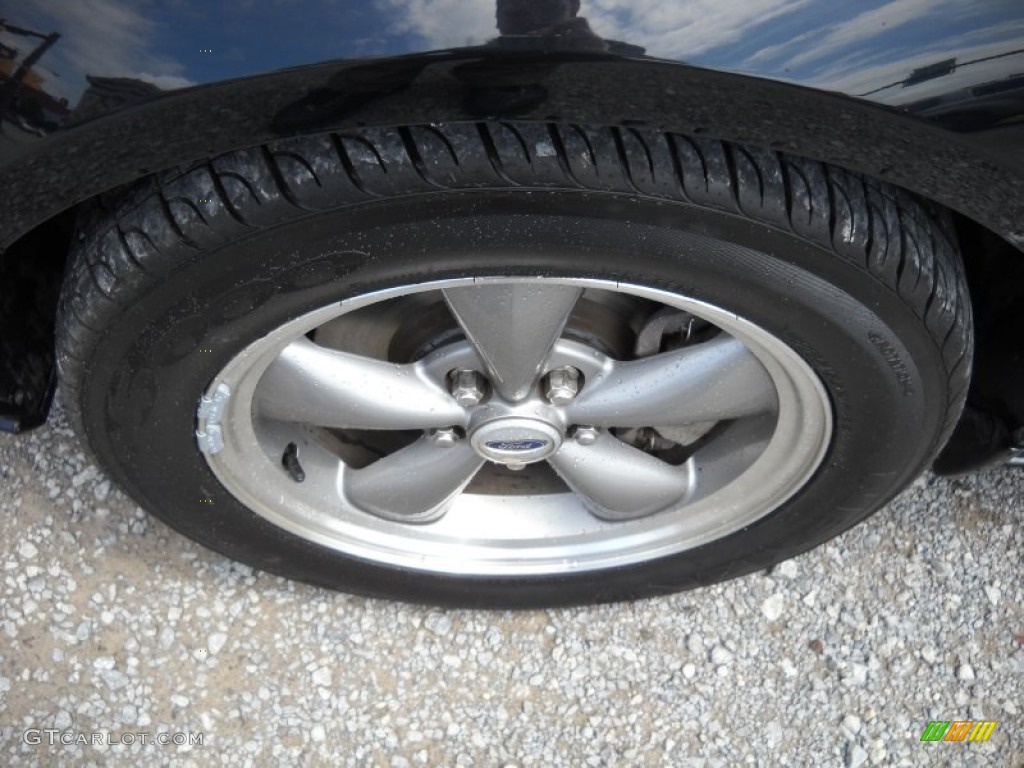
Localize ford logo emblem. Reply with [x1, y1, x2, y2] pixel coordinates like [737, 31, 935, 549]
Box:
[485, 439, 548, 451]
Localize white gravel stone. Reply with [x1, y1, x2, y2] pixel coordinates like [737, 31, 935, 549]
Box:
[845, 743, 868, 768]
[158, 627, 174, 649]
[775, 560, 799, 579]
[93, 480, 111, 502]
[425, 614, 453, 636]
[17, 541, 38, 559]
[686, 633, 703, 655]
[709, 646, 732, 665]
[957, 664, 976, 682]
[761, 594, 785, 621]
[841, 714, 861, 737]
[847, 664, 868, 686]
[72, 467, 96, 487]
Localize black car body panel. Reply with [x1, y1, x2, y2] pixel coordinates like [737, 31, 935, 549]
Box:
[1, 0, 1023, 466]
[2, 0, 1024, 246]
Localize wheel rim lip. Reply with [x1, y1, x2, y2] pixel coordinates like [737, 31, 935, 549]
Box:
[200, 277, 833, 577]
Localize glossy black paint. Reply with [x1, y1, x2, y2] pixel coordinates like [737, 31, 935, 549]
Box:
[1, 0, 1022, 243]
[0, 0, 1022, 464]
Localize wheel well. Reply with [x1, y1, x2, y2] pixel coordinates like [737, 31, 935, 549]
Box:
[0, 209, 72, 431]
[936, 212, 1024, 471]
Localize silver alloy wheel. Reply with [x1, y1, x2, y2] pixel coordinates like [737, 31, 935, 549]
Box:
[197, 277, 832, 576]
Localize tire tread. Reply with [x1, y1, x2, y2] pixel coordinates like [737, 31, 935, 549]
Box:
[57, 122, 972, 450]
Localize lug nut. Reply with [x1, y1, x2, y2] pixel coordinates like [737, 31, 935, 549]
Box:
[430, 427, 461, 448]
[450, 369, 487, 407]
[574, 426, 599, 446]
[544, 366, 581, 405]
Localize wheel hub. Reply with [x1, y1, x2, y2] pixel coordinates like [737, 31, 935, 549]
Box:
[469, 416, 564, 466]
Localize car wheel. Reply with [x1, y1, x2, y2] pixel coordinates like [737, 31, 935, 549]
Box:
[56, 122, 971, 607]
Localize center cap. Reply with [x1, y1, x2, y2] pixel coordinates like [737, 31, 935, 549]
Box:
[470, 418, 563, 466]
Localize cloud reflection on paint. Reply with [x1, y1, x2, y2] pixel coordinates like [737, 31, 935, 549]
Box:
[8, 0, 193, 101]
[376, 0, 815, 59]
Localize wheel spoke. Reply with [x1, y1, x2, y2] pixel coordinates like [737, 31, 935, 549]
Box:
[683, 415, 775, 503]
[255, 337, 466, 430]
[443, 282, 583, 402]
[565, 335, 777, 428]
[548, 433, 691, 521]
[345, 437, 484, 522]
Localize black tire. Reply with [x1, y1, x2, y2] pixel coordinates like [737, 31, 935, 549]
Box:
[56, 122, 972, 607]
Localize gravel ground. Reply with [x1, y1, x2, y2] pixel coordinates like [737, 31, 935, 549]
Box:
[0, 397, 1021, 767]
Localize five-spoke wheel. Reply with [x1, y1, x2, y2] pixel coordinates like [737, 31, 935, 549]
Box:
[198, 278, 831, 575]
